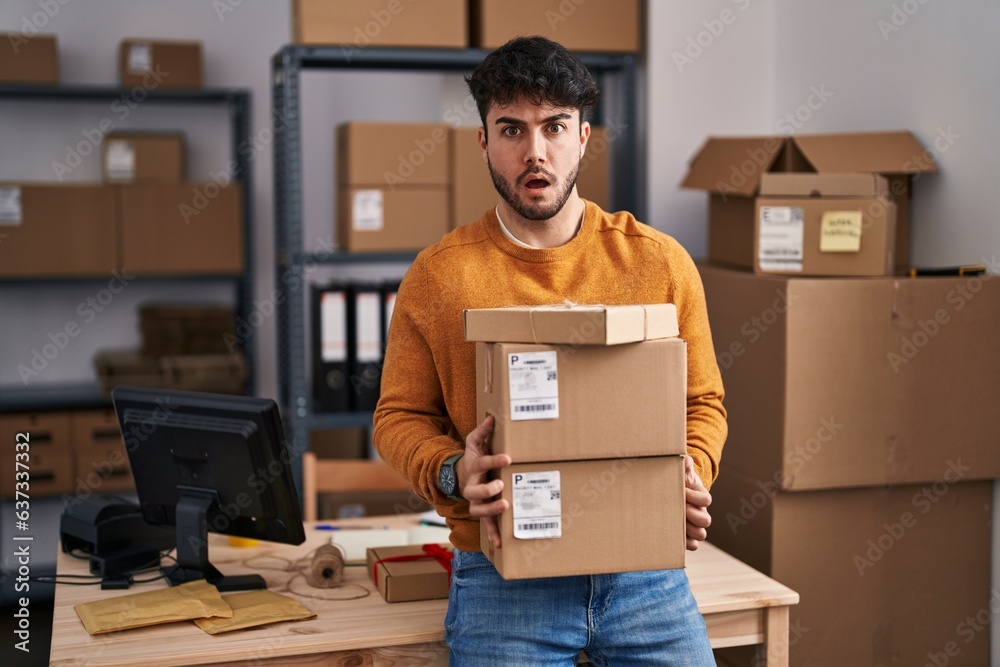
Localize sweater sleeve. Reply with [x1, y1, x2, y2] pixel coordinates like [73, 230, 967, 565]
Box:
[372, 260, 466, 508]
[671, 248, 728, 490]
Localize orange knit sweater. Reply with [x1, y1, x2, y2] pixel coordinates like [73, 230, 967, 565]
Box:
[372, 202, 727, 553]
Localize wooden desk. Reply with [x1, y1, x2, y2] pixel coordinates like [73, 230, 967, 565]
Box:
[49, 517, 798, 666]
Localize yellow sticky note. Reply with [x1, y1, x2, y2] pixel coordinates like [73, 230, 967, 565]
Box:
[820, 211, 863, 252]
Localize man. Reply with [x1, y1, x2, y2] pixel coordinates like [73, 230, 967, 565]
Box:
[373, 36, 726, 666]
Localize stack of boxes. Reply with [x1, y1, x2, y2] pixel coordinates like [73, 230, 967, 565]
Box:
[681, 132, 998, 666]
[0, 37, 242, 278]
[94, 304, 246, 398]
[291, 0, 641, 54]
[464, 304, 687, 579]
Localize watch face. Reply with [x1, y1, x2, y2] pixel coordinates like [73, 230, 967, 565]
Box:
[440, 465, 457, 495]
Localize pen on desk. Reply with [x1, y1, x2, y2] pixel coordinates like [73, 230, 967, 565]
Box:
[314, 524, 388, 530]
[906, 265, 986, 277]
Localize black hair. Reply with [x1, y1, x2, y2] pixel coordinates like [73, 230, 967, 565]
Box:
[465, 36, 600, 131]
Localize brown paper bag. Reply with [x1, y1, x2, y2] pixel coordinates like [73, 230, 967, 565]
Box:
[194, 589, 315, 634]
[75, 579, 232, 635]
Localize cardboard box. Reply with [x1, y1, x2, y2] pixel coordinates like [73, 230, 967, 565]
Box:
[699, 263, 1000, 490]
[0, 33, 58, 84]
[119, 39, 202, 89]
[118, 183, 243, 274]
[0, 412, 74, 498]
[337, 187, 449, 252]
[476, 338, 687, 463]
[471, 0, 640, 53]
[464, 303, 678, 345]
[309, 427, 369, 460]
[482, 456, 685, 579]
[0, 184, 118, 278]
[367, 544, 452, 602]
[449, 126, 612, 229]
[319, 489, 431, 520]
[710, 467, 992, 667]
[102, 133, 185, 184]
[139, 303, 234, 356]
[160, 353, 247, 395]
[681, 132, 939, 271]
[754, 173, 897, 276]
[71, 410, 133, 494]
[338, 123, 450, 187]
[93, 349, 167, 396]
[293, 0, 467, 48]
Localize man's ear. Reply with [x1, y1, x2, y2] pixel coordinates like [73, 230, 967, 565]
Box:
[579, 121, 591, 157]
[478, 126, 488, 161]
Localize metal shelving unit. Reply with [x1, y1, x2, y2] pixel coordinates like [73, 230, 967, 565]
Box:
[271, 45, 641, 490]
[0, 84, 255, 411]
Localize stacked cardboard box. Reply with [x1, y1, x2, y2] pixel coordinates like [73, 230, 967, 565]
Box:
[699, 263, 1000, 666]
[681, 131, 939, 275]
[337, 122, 451, 252]
[102, 133, 186, 184]
[93, 349, 247, 398]
[292, 0, 467, 48]
[465, 304, 687, 579]
[138, 304, 234, 356]
[470, 0, 641, 53]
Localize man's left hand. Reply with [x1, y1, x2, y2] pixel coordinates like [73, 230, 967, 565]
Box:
[684, 455, 712, 551]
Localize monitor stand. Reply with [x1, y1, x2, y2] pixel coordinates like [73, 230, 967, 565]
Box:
[167, 488, 265, 592]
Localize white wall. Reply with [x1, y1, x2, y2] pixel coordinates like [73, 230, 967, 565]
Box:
[646, 1, 999, 661]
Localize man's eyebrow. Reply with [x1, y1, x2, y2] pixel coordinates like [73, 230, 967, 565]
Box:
[493, 113, 573, 125]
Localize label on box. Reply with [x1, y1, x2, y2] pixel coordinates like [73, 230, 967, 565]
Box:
[758, 206, 804, 272]
[128, 43, 152, 73]
[355, 292, 381, 363]
[320, 292, 347, 362]
[512, 471, 562, 539]
[0, 186, 22, 225]
[820, 210, 863, 252]
[105, 140, 136, 182]
[352, 190, 384, 231]
[508, 351, 559, 421]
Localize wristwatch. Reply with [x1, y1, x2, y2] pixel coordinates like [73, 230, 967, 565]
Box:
[439, 453, 464, 500]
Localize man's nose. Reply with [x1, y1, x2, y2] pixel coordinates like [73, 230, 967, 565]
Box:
[524, 130, 546, 164]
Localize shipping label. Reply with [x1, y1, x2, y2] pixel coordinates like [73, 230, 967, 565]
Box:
[758, 206, 804, 272]
[0, 186, 22, 224]
[512, 471, 562, 539]
[507, 351, 558, 421]
[352, 190, 384, 231]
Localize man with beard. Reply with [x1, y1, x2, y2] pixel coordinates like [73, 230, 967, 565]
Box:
[373, 36, 725, 665]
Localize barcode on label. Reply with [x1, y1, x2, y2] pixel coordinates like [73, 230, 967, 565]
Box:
[518, 522, 559, 531]
[515, 404, 556, 413]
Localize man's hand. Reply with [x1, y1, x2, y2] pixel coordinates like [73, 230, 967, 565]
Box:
[684, 455, 712, 551]
[457, 415, 512, 550]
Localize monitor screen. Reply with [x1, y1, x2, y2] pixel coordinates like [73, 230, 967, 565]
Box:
[112, 386, 305, 591]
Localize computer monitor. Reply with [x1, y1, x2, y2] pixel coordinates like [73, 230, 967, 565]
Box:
[111, 386, 306, 591]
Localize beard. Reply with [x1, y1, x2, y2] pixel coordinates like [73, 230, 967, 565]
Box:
[487, 157, 580, 222]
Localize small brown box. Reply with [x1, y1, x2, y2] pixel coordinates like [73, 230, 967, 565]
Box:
[293, 0, 467, 48]
[0, 412, 74, 498]
[71, 410, 133, 494]
[119, 39, 203, 89]
[367, 545, 452, 603]
[482, 456, 686, 579]
[160, 353, 247, 395]
[118, 183, 243, 275]
[103, 133, 186, 184]
[337, 187, 449, 252]
[338, 123, 450, 187]
[0, 33, 58, 84]
[0, 184, 118, 278]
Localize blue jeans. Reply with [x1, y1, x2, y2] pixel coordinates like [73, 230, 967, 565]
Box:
[445, 549, 716, 666]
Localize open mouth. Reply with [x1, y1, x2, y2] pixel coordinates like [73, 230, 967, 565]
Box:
[520, 172, 552, 195]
